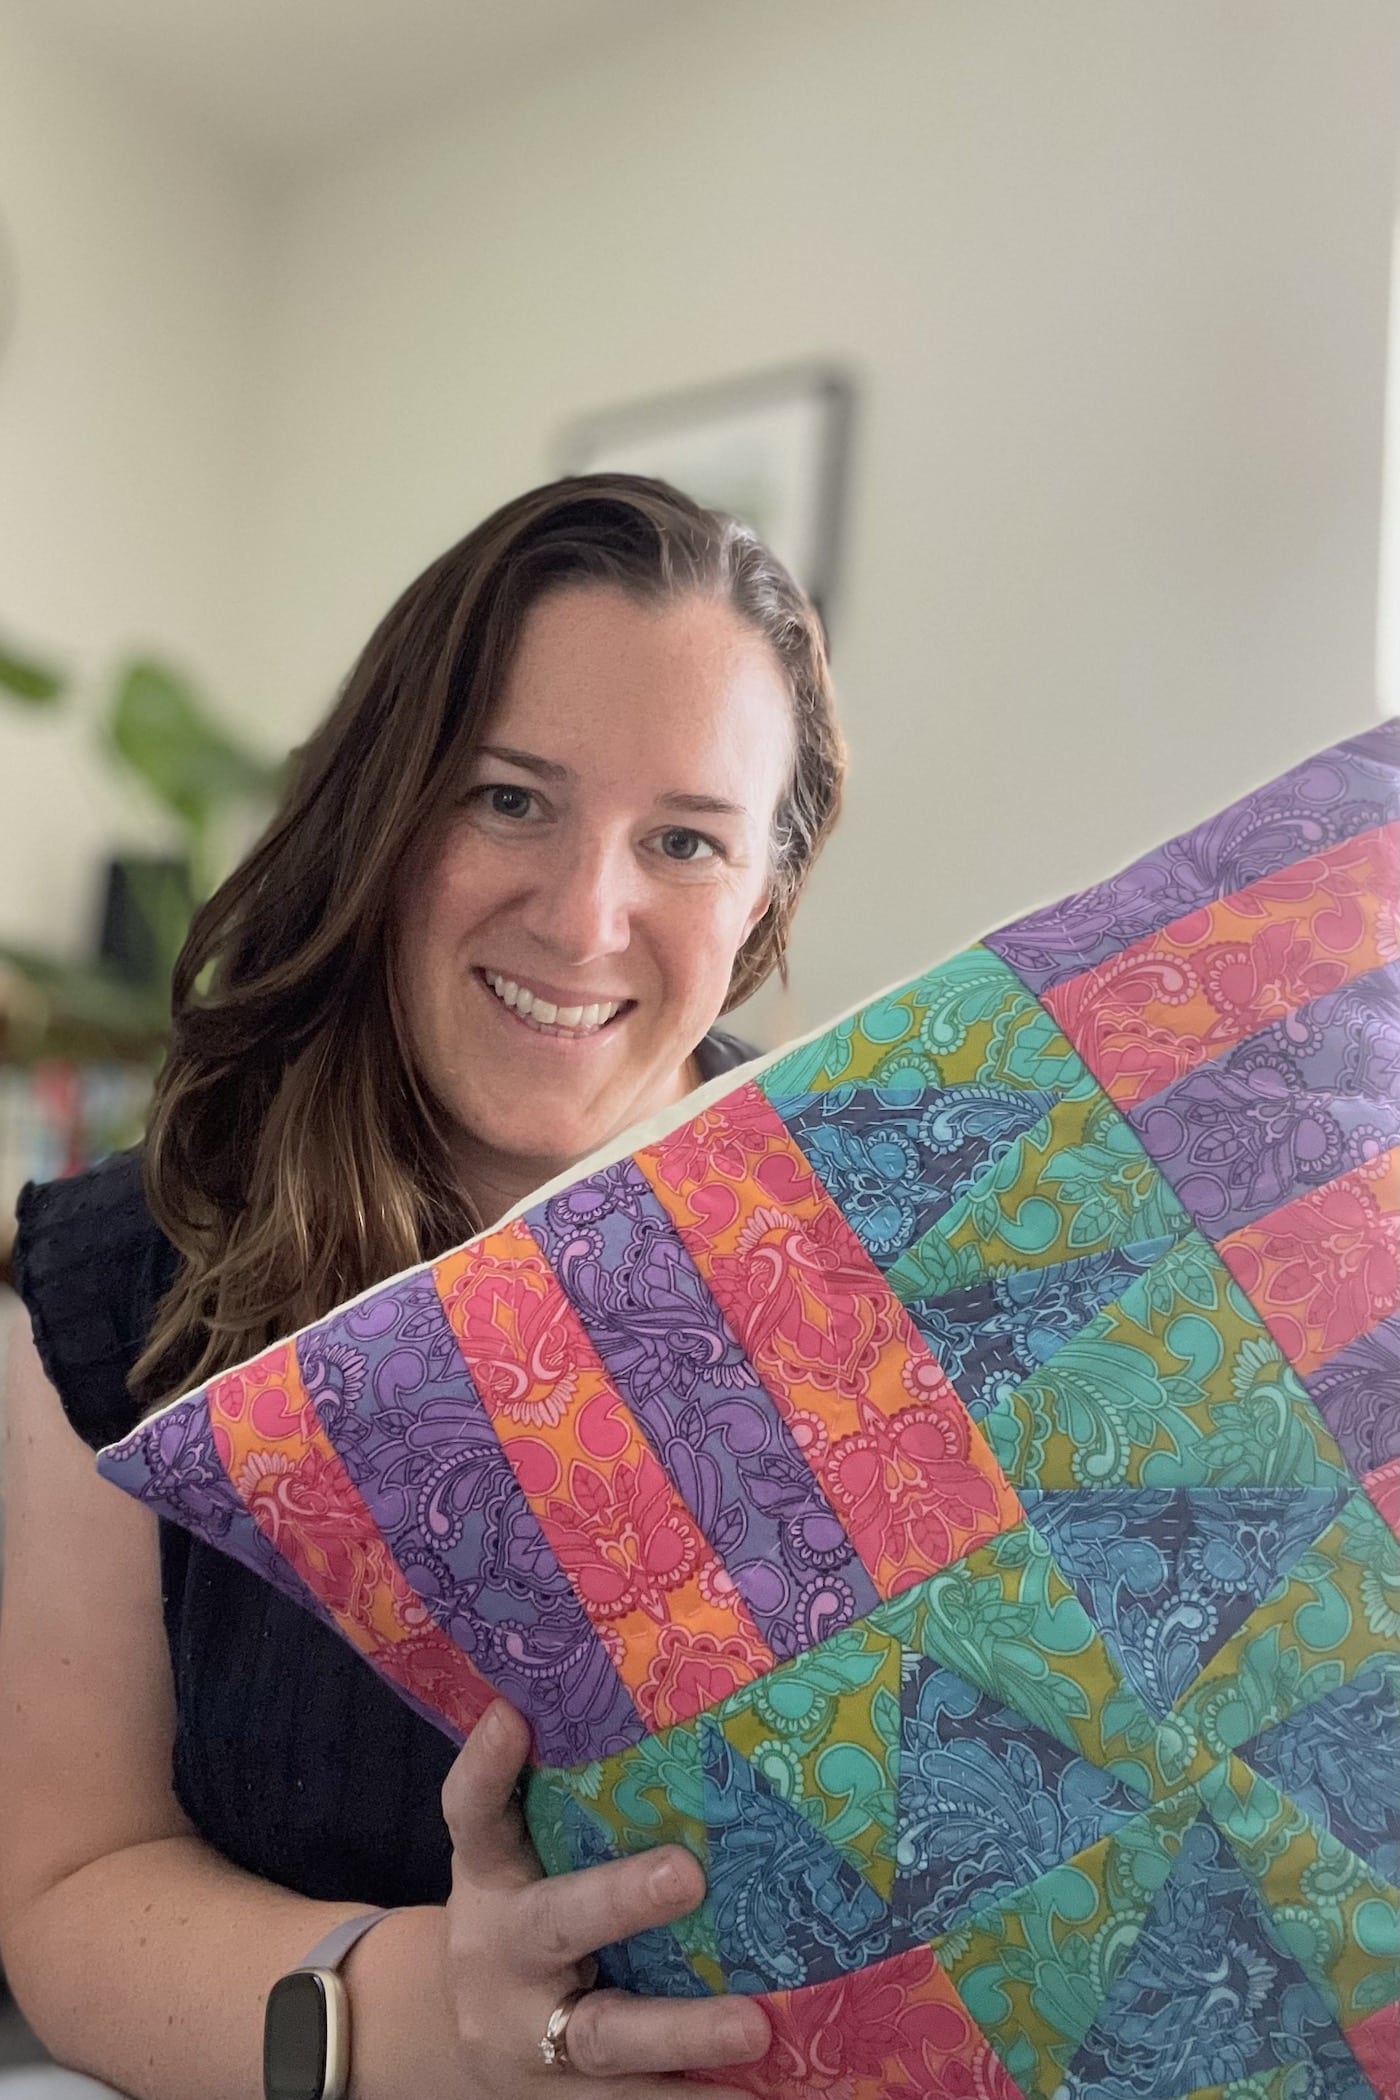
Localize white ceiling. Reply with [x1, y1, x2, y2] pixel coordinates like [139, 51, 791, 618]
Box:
[6, 0, 674, 172]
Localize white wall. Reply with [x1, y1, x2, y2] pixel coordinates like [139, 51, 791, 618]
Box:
[1380, 214, 1400, 720]
[2, 0, 1398, 1044]
[233, 0, 1400, 1044]
[0, 9, 264, 959]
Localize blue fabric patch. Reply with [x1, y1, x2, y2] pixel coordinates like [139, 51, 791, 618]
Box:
[1238, 1665, 1400, 1886]
[1020, 1487, 1349, 1715]
[699, 1720, 895, 1993]
[559, 1793, 711, 1999]
[1062, 1815, 1375, 2100]
[893, 1656, 1145, 1938]
[777, 1079, 1059, 1267]
[903, 1237, 1174, 1420]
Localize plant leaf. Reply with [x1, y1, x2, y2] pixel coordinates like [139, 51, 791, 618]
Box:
[0, 942, 168, 1042]
[0, 639, 65, 704]
[108, 659, 282, 832]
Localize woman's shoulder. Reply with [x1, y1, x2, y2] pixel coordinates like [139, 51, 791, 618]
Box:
[11, 1148, 179, 1452]
[695, 1027, 760, 1082]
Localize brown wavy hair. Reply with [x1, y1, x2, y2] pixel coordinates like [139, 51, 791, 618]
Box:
[133, 473, 845, 1411]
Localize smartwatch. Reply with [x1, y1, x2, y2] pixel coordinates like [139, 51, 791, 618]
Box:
[263, 1909, 399, 2100]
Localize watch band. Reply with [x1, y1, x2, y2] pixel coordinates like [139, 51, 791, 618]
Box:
[296, 1908, 400, 1974]
[263, 1909, 402, 2100]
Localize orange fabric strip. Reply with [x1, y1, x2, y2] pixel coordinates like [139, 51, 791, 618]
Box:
[1045, 822, 1399, 1107]
[637, 1083, 1022, 1599]
[434, 1221, 776, 1731]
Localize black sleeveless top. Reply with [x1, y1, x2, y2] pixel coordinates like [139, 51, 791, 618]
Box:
[11, 1030, 756, 1908]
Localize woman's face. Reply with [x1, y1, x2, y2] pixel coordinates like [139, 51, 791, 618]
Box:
[394, 584, 795, 1213]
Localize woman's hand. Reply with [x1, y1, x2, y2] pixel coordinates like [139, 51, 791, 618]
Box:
[442, 1701, 770, 2098]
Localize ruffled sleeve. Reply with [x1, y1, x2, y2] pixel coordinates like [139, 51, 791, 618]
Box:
[11, 1149, 179, 1452]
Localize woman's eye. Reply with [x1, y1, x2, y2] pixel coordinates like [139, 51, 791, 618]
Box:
[658, 828, 718, 862]
[478, 784, 535, 819]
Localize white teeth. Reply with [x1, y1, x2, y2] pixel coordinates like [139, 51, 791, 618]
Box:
[484, 973, 623, 1031]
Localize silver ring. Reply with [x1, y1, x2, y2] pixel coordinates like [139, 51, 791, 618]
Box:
[539, 1986, 590, 2070]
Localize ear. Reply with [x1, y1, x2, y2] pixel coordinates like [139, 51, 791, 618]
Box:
[741, 886, 774, 944]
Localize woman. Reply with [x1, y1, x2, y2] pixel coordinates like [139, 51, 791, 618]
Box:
[0, 476, 844, 2099]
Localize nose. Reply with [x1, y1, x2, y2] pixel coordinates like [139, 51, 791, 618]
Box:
[517, 828, 638, 964]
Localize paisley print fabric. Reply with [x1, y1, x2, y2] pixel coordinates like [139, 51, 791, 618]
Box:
[894, 1660, 1147, 1936]
[1041, 824, 1398, 1111]
[528, 1158, 880, 1661]
[300, 1271, 642, 1762]
[987, 721, 1398, 991]
[775, 1077, 1063, 1267]
[1237, 1667, 1400, 1885]
[1218, 1153, 1399, 1383]
[1016, 1486, 1352, 1714]
[1060, 1814, 1377, 2100]
[100, 724, 1400, 2099]
[1126, 962, 1399, 1240]
[1305, 1315, 1400, 1480]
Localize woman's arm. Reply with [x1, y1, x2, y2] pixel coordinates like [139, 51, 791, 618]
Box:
[0, 1320, 766, 2100]
[0, 1313, 411, 2097]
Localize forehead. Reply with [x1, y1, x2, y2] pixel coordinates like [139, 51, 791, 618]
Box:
[488, 586, 793, 788]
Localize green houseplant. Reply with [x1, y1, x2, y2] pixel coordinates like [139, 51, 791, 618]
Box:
[0, 635, 283, 1058]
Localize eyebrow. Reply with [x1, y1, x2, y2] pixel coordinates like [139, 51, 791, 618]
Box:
[476, 744, 749, 819]
[477, 743, 569, 783]
[657, 791, 750, 818]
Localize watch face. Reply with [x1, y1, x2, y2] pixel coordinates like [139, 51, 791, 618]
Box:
[264, 1971, 331, 2100]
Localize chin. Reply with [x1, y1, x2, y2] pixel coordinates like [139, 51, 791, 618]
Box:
[512, 1120, 596, 1168]
[445, 1039, 693, 1185]
[461, 1099, 604, 1173]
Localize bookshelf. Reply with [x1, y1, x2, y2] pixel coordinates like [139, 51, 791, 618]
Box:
[0, 970, 159, 1286]
[0, 1061, 155, 1274]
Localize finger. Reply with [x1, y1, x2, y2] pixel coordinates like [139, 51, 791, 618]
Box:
[514, 1845, 707, 1977]
[560, 1986, 771, 2080]
[442, 1700, 538, 1883]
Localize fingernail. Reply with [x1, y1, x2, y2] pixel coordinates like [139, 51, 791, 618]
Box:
[648, 1854, 680, 1900]
[480, 1702, 505, 1745]
[649, 1852, 692, 1903]
[722, 2008, 769, 2061]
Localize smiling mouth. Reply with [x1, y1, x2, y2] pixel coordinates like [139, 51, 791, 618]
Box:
[477, 970, 633, 1038]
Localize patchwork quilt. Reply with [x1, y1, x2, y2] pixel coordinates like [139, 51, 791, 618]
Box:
[100, 720, 1400, 2100]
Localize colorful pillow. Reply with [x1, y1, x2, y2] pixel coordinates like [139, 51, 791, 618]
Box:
[100, 720, 1400, 2100]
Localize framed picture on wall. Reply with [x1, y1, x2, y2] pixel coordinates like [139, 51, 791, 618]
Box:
[558, 364, 855, 627]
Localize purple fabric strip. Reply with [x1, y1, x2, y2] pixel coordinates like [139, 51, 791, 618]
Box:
[100, 1406, 333, 1625]
[98, 1406, 466, 1741]
[1301, 1314, 1400, 1480]
[528, 1158, 880, 1660]
[1343, 717, 1400, 766]
[985, 721, 1399, 992]
[1126, 962, 1400, 1241]
[299, 1272, 644, 1764]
